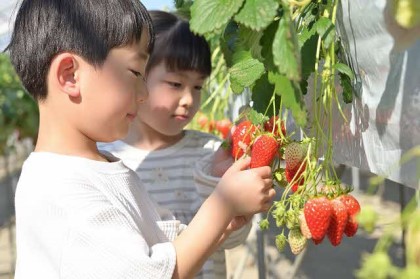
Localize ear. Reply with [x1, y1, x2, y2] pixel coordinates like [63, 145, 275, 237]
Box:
[53, 53, 81, 98]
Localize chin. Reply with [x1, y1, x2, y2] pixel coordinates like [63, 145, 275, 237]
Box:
[105, 129, 129, 143]
[159, 129, 184, 138]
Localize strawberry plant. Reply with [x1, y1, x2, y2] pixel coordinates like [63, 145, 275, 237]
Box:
[178, 0, 364, 254]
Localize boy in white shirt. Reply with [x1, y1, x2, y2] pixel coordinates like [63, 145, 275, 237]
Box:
[8, 1, 275, 279]
[100, 10, 251, 279]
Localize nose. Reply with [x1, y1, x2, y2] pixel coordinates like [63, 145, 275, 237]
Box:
[180, 88, 193, 107]
[137, 88, 148, 104]
[137, 75, 149, 104]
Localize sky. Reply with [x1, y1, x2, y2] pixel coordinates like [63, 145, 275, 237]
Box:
[0, 0, 176, 51]
[142, 0, 175, 11]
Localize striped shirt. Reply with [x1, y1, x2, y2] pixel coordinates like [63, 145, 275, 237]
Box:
[99, 130, 251, 279]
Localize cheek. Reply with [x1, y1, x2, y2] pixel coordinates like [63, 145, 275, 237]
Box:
[192, 94, 201, 110]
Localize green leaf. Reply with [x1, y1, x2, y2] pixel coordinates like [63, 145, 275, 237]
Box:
[238, 26, 264, 61]
[334, 63, 355, 80]
[248, 108, 269, 125]
[220, 21, 239, 68]
[314, 17, 335, 49]
[190, 0, 245, 35]
[300, 34, 318, 94]
[273, 17, 301, 81]
[230, 81, 244, 94]
[251, 73, 280, 117]
[298, 25, 317, 48]
[234, 0, 279, 31]
[268, 72, 307, 127]
[229, 51, 265, 94]
[339, 73, 354, 104]
[260, 21, 279, 71]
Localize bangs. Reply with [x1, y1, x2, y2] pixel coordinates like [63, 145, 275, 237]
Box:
[147, 21, 210, 75]
[104, 0, 154, 53]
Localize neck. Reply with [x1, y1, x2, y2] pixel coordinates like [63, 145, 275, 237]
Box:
[124, 120, 184, 151]
[35, 106, 106, 161]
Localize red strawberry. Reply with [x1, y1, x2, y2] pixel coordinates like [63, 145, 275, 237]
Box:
[216, 119, 232, 139]
[197, 114, 208, 129]
[250, 135, 279, 168]
[304, 197, 333, 242]
[285, 162, 306, 192]
[291, 183, 299, 192]
[312, 238, 323, 245]
[327, 199, 349, 246]
[285, 142, 307, 170]
[208, 120, 216, 132]
[339, 194, 361, 237]
[231, 121, 256, 159]
[264, 116, 286, 138]
[285, 163, 306, 182]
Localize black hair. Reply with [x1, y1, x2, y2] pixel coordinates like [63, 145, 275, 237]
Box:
[6, 0, 154, 101]
[146, 10, 211, 77]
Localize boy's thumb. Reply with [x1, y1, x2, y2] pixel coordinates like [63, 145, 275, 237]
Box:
[228, 156, 251, 173]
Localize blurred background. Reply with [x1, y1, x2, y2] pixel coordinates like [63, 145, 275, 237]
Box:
[1, 0, 419, 278]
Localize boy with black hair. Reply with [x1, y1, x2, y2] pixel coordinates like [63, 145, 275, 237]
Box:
[8, 1, 275, 278]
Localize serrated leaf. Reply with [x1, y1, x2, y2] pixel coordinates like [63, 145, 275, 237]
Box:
[220, 21, 239, 68]
[232, 50, 252, 64]
[314, 17, 335, 49]
[229, 52, 265, 94]
[298, 25, 317, 47]
[234, 0, 279, 31]
[334, 63, 355, 80]
[339, 73, 353, 103]
[260, 21, 279, 71]
[248, 109, 269, 125]
[230, 81, 244, 94]
[190, 0, 245, 35]
[273, 17, 301, 81]
[251, 73, 281, 117]
[238, 26, 264, 61]
[268, 72, 307, 127]
[300, 34, 318, 89]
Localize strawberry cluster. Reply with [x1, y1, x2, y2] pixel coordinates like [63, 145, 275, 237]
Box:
[303, 194, 360, 247]
[272, 192, 361, 255]
[223, 111, 362, 255]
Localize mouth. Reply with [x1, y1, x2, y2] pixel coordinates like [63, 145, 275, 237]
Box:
[126, 113, 137, 121]
[173, 114, 189, 121]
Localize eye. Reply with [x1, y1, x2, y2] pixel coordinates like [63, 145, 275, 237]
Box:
[130, 69, 147, 85]
[130, 69, 143, 78]
[194, 85, 203, 91]
[166, 81, 182, 88]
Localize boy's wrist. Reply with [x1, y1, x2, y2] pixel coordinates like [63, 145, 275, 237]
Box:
[207, 190, 236, 220]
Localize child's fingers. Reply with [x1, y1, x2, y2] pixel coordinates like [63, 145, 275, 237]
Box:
[267, 188, 276, 199]
[263, 178, 273, 187]
[227, 156, 251, 173]
[259, 189, 276, 212]
[250, 166, 272, 179]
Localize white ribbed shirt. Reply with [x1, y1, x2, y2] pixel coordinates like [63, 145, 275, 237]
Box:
[99, 130, 252, 279]
[14, 152, 183, 279]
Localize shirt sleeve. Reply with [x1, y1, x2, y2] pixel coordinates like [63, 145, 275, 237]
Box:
[193, 153, 251, 250]
[60, 200, 176, 279]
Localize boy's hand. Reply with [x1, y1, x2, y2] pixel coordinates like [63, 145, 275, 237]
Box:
[226, 214, 253, 232]
[216, 214, 253, 246]
[215, 157, 275, 216]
